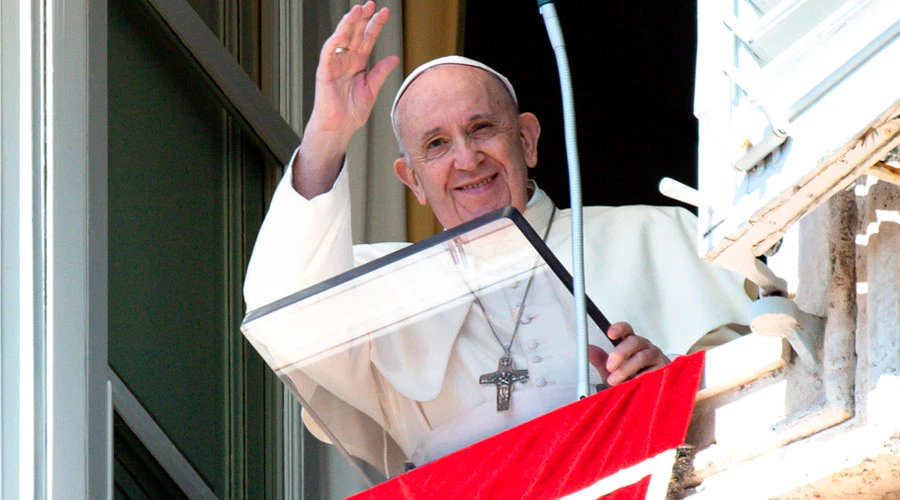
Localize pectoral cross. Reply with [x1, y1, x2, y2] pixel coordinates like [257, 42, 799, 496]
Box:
[479, 354, 529, 411]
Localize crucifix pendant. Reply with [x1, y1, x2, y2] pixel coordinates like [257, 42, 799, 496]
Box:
[479, 354, 529, 411]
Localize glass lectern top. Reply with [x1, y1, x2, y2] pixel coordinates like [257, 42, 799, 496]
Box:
[241, 207, 614, 376]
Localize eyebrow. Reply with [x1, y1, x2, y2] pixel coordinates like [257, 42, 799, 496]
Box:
[415, 113, 497, 145]
[417, 126, 443, 145]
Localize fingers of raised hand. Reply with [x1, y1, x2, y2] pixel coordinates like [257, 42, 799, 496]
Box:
[344, 2, 374, 53]
[325, 2, 387, 59]
[358, 6, 391, 56]
[366, 55, 401, 96]
[319, 6, 359, 66]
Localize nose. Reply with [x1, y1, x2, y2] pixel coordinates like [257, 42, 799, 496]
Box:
[452, 139, 483, 172]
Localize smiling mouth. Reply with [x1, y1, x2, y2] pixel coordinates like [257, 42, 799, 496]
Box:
[458, 174, 496, 191]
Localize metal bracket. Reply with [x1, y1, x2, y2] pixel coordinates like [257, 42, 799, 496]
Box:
[730, 121, 790, 172]
[749, 295, 824, 372]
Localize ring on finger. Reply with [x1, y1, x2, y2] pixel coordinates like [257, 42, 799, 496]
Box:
[335, 46, 349, 54]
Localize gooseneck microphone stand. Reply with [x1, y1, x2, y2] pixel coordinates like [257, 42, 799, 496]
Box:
[537, 0, 591, 400]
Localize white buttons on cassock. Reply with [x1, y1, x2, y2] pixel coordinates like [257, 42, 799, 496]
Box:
[535, 377, 547, 387]
[520, 313, 539, 325]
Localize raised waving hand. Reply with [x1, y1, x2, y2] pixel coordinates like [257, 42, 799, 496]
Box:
[293, 2, 400, 198]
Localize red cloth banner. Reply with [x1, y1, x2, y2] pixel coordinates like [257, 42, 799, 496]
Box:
[350, 351, 705, 500]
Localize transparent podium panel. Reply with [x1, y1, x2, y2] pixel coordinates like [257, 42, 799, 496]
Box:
[241, 207, 615, 473]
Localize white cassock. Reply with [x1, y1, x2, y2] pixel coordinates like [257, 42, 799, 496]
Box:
[243, 158, 752, 475]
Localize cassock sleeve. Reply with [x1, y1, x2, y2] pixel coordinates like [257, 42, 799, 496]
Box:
[241, 154, 408, 474]
[567, 205, 752, 356]
[243, 151, 354, 310]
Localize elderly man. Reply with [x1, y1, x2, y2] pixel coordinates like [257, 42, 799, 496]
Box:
[244, 2, 750, 476]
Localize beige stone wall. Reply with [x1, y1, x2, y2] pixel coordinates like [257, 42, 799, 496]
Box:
[682, 178, 900, 499]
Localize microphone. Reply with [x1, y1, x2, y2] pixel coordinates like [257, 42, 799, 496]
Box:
[536, 0, 590, 400]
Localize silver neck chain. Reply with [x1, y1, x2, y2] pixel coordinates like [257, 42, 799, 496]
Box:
[473, 204, 557, 355]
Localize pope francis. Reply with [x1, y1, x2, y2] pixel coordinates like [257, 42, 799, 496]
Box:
[243, 1, 751, 476]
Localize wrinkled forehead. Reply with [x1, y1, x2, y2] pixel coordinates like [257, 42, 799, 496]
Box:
[390, 56, 518, 124]
[391, 65, 518, 148]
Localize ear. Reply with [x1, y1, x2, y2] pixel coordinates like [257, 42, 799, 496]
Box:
[518, 112, 541, 168]
[393, 156, 428, 205]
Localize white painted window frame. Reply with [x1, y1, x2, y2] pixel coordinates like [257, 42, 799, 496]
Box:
[110, 369, 217, 499]
[688, 0, 887, 481]
[696, 0, 900, 282]
[1, 0, 111, 498]
[142, 0, 301, 166]
[2, 0, 304, 497]
[269, 1, 307, 498]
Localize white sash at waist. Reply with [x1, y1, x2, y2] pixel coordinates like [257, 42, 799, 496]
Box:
[410, 384, 579, 466]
